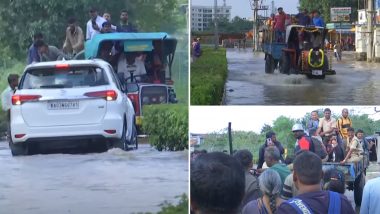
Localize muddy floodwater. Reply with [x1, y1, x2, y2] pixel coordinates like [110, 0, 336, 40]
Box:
[225, 48, 380, 105]
[0, 141, 188, 214]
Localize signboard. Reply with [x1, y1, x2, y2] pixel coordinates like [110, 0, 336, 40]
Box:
[358, 9, 367, 24]
[330, 7, 351, 22]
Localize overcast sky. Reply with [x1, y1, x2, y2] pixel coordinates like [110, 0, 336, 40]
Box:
[191, 0, 300, 19]
[190, 106, 380, 133]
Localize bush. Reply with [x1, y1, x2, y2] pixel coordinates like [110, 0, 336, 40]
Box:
[191, 48, 228, 105]
[142, 104, 188, 151]
[157, 194, 188, 214]
[136, 194, 188, 214]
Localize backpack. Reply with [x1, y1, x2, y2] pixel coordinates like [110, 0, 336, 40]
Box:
[285, 191, 341, 214]
[311, 137, 328, 159]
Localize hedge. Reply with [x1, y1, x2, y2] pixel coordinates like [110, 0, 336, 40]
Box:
[142, 104, 188, 151]
[191, 48, 228, 105]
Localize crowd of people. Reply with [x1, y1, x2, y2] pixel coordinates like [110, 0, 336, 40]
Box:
[27, 7, 137, 65]
[265, 7, 325, 43]
[191, 108, 379, 214]
[25, 7, 168, 83]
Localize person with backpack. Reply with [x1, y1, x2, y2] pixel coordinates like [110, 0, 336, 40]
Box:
[277, 151, 355, 214]
[337, 108, 352, 140]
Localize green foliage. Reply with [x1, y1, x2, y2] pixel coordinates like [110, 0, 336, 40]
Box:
[157, 194, 188, 214]
[135, 194, 188, 214]
[199, 131, 263, 162]
[0, 0, 184, 60]
[272, 116, 296, 153]
[205, 16, 253, 33]
[199, 111, 380, 162]
[260, 124, 273, 135]
[350, 114, 380, 136]
[142, 104, 188, 151]
[191, 48, 228, 105]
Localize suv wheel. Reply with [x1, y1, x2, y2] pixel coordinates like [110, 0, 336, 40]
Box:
[9, 140, 28, 156]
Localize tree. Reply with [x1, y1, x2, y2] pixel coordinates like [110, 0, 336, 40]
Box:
[272, 116, 296, 152]
[206, 16, 253, 33]
[0, 0, 182, 60]
[261, 124, 273, 135]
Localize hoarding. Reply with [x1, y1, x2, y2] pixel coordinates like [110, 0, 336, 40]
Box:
[331, 7, 351, 22]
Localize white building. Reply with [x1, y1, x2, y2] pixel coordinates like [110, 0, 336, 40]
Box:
[191, 3, 232, 32]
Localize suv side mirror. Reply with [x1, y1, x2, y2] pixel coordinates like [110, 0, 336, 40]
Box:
[168, 87, 178, 103]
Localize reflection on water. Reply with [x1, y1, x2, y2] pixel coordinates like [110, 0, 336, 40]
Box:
[0, 142, 188, 214]
[225, 48, 380, 105]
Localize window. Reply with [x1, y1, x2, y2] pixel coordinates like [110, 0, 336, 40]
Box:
[21, 66, 109, 89]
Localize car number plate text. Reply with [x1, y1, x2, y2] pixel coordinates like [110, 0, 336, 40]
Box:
[48, 101, 79, 110]
[312, 70, 323, 76]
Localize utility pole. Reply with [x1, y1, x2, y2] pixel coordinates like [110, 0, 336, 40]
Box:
[228, 122, 233, 155]
[214, 0, 219, 50]
[250, 0, 259, 51]
[367, 0, 374, 61]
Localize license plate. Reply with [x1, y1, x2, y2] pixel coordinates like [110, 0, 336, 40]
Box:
[48, 101, 79, 110]
[312, 70, 323, 76]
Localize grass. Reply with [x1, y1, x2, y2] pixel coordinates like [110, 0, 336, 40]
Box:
[190, 48, 228, 105]
[134, 194, 188, 214]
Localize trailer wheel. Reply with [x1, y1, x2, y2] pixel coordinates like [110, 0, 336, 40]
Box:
[354, 172, 365, 206]
[265, 55, 275, 74]
[279, 53, 290, 74]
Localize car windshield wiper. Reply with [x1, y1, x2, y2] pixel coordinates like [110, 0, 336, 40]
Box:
[39, 84, 65, 88]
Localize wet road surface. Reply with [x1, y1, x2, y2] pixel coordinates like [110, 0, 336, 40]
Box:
[225, 48, 380, 105]
[0, 141, 188, 214]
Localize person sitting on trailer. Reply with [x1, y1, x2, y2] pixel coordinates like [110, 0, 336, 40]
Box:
[341, 128, 364, 164]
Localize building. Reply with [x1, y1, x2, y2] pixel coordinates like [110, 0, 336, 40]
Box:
[191, 3, 232, 32]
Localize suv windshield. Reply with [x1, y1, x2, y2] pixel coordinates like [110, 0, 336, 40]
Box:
[20, 66, 108, 89]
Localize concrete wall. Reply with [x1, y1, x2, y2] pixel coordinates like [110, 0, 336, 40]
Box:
[355, 24, 380, 61]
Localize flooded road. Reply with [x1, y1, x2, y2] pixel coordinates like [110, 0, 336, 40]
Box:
[225, 48, 380, 105]
[0, 141, 188, 214]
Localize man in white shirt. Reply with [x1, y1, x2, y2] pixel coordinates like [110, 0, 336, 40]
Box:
[86, 7, 106, 40]
[1, 74, 19, 140]
[317, 108, 337, 143]
[117, 52, 147, 82]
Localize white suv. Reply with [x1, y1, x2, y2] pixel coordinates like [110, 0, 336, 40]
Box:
[10, 59, 137, 156]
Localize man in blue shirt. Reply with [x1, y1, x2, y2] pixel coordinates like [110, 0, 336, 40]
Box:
[313, 11, 325, 27]
[360, 177, 380, 214]
[27, 33, 43, 64]
[296, 8, 311, 26]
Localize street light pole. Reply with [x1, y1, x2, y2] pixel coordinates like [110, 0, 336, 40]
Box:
[214, 0, 219, 50]
[367, 0, 374, 62]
